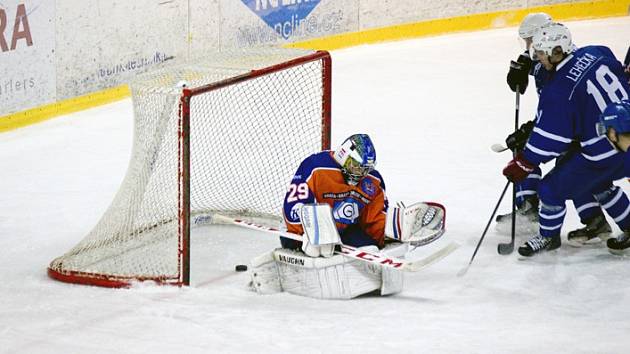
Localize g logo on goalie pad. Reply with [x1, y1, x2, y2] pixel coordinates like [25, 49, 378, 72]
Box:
[332, 200, 361, 224]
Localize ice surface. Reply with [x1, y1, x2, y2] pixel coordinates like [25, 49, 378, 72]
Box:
[1, 17, 630, 354]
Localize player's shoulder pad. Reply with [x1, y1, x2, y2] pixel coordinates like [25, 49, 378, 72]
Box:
[292, 151, 340, 183]
[366, 169, 386, 191]
[581, 45, 615, 59]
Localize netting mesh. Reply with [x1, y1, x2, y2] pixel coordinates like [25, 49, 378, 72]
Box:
[48, 48, 329, 286]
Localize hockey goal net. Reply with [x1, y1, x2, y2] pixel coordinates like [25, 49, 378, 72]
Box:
[48, 48, 331, 287]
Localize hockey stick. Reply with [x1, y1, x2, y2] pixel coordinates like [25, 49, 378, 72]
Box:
[624, 45, 630, 67]
[490, 143, 509, 153]
[497, 88, 521, 255]
[209, 214, 458, 272]
[458, 180, 511, 277]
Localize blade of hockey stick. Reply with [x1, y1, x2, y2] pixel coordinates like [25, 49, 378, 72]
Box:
[491, 143, 509, 153]
[497, 181, 516, 255]
[497, 238, 515, 254]
[210, 213, 457, 272]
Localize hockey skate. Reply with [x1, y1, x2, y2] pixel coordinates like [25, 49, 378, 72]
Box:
[517, 234, 561, 257]
[495, 198, 539, 235]
[607, 231, 630, 256]
[566, 213, 611, 247]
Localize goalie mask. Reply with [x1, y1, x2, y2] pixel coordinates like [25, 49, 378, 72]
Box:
[333, 134, 376, 186]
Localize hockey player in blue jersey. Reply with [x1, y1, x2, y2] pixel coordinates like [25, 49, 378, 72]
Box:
[502, 23, 630, 256]
[497, 13, 552, 235]
[598, 100, 630, 254]
[500, 15, 608, 244]
[506, 12, 553, 96]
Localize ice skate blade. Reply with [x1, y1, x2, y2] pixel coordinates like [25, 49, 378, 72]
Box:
[566, 235, 608, 248]
[608, 248, 630, 256]
[517, 248, 559, 260]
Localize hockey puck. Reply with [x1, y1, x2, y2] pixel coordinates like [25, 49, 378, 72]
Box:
[235, 264, 248, 272]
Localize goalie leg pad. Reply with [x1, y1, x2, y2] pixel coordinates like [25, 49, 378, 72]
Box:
[273, 248, 382, 299]
[249, 250, 282, 295]
[379, 243, 406, 296]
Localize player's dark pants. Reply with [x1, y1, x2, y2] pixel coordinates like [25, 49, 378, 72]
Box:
[537, 152, 630, 237]
[517, 162, 601, 223]
[280, 224, 379, 249]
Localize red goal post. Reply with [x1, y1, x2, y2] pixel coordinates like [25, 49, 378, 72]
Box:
[48, 48, 332, 287]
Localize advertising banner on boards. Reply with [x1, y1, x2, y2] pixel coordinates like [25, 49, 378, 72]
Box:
[55, 0, 189, 100]
[0, 1, 56, 116]
[220, 0, 358, 48]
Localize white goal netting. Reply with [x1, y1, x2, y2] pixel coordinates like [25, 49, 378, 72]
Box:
[48, 48, 331, 287]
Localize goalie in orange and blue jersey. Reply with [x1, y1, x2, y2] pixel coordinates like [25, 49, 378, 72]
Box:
[248, 134, 446, 298]
[281, 134, 389, 250]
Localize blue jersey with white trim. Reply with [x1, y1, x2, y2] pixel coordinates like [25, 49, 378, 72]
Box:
[532, 61, 551, 96]
[531, 44, 578, 95]
[523, 46, 630, 166]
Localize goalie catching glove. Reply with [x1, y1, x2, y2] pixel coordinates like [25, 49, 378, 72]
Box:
[385, 202, 446, 246]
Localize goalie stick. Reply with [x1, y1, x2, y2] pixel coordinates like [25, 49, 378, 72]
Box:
[206, 214, 458, 273]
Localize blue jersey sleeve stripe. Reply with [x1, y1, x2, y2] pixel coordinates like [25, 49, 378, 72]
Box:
[532, 127, 572, 143]
[581, 136, 607, 147]
[525, 142, 562, 157]
[581, 150, 618, 161]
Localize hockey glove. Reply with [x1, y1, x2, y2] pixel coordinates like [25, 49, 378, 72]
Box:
[385, 202, 445, 246]
[506, 53, 531, 94]
[505, 120, 535, 152]
[503, 153, 535, 183]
